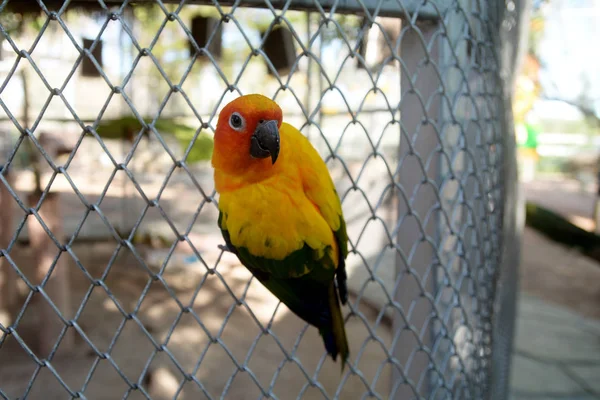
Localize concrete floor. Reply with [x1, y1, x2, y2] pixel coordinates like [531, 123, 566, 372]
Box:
[509, 180, 600, 400]
[510, 294, 600, 400]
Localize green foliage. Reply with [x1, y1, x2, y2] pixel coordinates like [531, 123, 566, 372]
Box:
[133, 5, 193, 78]
[95, 116, 213, 163]
[0, 2, 142, 35]
[171, 124, 214, 164]
[0, 7, 44, 37]
[95, 116, 142, 140]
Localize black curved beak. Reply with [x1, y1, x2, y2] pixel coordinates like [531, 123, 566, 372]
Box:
[250, 120, 280, 164]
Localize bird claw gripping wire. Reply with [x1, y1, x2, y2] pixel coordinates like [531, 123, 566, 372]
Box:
[218, 244, 236, 253]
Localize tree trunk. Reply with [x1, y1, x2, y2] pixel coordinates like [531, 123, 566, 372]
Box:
[21, 66, 72, 355]
[27, 192, 73, 357]
[0, 171, 17, 327]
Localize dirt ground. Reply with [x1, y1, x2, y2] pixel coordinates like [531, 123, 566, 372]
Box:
[519, 226, 600, 320]
[0, 242, 394, 400]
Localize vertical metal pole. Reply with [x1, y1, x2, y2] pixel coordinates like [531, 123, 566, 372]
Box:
[490, 1, 529, 397]
[392, 20, 440, 399]
[317, 17, 324, 133]
[120, 7, 133, 237]
[436, 0, 474, 391]
[119, 7, 135, 236]
[305, 11, 312, 142]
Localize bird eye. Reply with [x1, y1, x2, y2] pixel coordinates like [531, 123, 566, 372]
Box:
[229, 112, 245, 132]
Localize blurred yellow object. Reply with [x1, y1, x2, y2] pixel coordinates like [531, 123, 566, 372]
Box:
[514, 75, 539, 122]
[513, 54, 541, 123]
[518, 147, 539, 161]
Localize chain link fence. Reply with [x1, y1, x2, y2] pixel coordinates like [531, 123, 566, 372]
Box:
[0, 0, 522, 399]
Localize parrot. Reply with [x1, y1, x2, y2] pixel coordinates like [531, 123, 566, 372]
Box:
[211, 93, 350, 367]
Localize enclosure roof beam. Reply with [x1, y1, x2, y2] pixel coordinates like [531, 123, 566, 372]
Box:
[59, 0, 450, 20]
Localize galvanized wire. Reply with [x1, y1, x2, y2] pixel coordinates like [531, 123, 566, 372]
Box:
[0, 0, 518, 399]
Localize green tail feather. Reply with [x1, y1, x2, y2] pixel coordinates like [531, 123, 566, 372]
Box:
[322, 282, 350, 372]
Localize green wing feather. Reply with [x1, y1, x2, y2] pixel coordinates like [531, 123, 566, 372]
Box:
[218, 212, 336, 280]
[219, 211, 349, 365]
[333, 215, 349, 305]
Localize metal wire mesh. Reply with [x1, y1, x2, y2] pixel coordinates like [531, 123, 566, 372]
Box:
[0, 0, 520, 399]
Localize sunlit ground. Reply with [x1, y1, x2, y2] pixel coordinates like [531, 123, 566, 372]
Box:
[0, 239, 393, 399]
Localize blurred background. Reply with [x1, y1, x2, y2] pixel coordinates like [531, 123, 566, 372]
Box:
[511, 1, 600, 399]
[0, 0, 598, 399]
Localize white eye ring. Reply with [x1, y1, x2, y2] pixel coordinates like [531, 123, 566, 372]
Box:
[229, 112, 246, 132]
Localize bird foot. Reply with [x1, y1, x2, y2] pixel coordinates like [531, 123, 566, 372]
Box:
[218, 244, 235, 253]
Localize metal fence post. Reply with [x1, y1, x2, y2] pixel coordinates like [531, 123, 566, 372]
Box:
[393, 20, 440, 399]
[489, 0, 531, 395]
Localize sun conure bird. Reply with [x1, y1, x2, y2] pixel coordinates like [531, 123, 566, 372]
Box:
[211, 94, 350, 366]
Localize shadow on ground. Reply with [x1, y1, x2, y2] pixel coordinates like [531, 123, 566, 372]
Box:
[0, 241, 394, 400]
[520, 227, 600, 320]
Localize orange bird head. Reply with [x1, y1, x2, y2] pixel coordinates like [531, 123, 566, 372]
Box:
[212, 94, 283, 175]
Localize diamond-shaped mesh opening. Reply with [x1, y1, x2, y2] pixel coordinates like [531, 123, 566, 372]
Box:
[0, 0, 518, 399]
